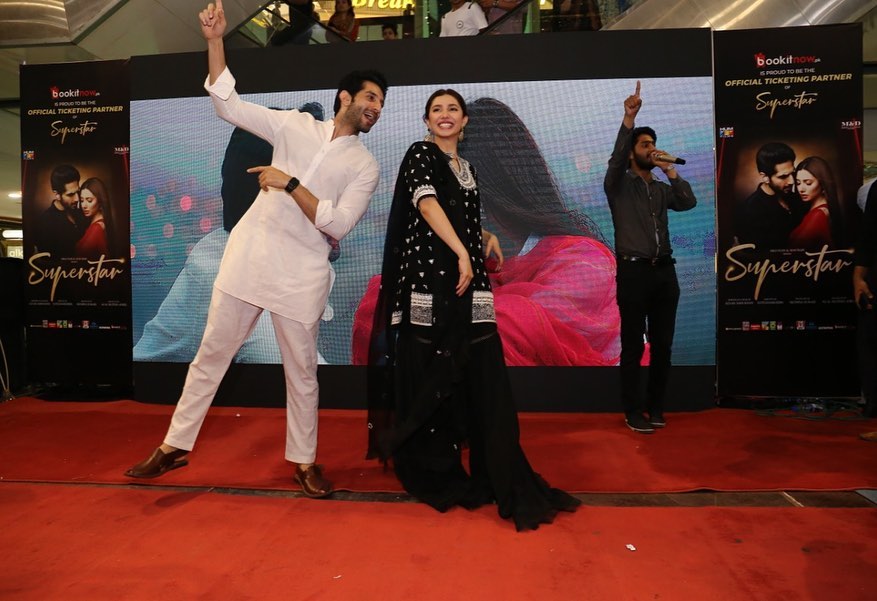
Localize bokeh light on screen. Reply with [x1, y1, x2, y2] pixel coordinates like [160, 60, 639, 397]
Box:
[145, 194, 156, 211]
[200, 217, 212, 233]
[162, 223, 174, 238]
[180, 195, 193, 212]
[574, 154, 592, 174]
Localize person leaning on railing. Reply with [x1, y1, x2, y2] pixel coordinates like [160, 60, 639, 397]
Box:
[478, 0, 524, 34]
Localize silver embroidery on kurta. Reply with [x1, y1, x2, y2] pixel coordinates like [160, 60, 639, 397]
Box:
[472, 290, 496, 323]
[412, 184, 437, 207]
[450, 158, 476, 190]
[409, 291, 433, 326]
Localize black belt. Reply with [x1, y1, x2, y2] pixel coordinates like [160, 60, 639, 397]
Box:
[619, 254, 676, 266]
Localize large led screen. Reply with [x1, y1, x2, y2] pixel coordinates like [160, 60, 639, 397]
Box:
[131, 74, 716, 367]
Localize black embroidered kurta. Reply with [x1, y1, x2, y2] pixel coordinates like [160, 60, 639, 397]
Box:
[391, 141, 495, 328]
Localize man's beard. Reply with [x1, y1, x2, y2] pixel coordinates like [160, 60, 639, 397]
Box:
[769, 183, 793, 196]
[347, 105, 373, 134]
[633, 154, 653, 171]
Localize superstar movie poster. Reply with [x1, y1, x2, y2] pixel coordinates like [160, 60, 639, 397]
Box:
[714, 24, 862, 398]
[20, 60, 132, 386]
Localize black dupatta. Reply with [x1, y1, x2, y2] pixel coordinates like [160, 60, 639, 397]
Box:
[366, 141, 475, 460]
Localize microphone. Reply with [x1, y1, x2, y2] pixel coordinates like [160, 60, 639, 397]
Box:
[654, 153, 686, 165]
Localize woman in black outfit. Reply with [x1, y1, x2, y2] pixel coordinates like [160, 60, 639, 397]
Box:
[367, 89, 580, 531]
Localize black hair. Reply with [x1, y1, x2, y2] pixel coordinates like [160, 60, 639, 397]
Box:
[423, 89, 467, 120]
[333, 0, 355, 15]
[795, 155, 845, 246]
[756, 142, 795, 176]
[460, 97, 605, 256]
[80, 176, 117, 255]
[631, 126, 656, 146]
[50, 164, 80, 194]
[333, 70, 388, 115]
[382, 23, 397, 33]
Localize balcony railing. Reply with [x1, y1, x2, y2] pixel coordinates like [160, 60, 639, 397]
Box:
[230, 0, 641, 46]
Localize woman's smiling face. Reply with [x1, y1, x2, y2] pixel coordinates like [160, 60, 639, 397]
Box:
[425, 94, 468, 141]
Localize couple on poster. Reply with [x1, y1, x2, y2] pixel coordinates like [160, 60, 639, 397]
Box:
[734, 142, 845, 252]
[32, 163, 116, 261]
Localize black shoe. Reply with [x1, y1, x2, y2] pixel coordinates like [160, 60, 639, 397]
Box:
[648, 413, 667, 428]
[625, 414, 655, 434]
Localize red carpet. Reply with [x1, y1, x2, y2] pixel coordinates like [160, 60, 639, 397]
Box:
[1, 482, 875, 600]
[0, 397, 875, 493]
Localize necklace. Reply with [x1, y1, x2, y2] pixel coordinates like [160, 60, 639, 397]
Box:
[443, 150, 462, 174]
[445, 153, 475, 190]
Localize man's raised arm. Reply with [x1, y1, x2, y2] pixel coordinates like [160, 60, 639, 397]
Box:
[199, 0, 228, 84]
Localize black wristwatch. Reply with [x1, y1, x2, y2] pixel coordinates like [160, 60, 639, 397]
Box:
[285, 177, 300, 194]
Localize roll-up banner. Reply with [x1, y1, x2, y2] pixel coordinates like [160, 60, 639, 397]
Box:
[20, 60, 132, 387]
[714, 24, 862, 398]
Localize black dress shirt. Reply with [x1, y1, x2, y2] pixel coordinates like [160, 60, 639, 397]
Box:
[603, 124, 696, 259]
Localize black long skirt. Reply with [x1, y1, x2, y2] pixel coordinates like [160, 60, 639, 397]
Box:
[390, 323, 580, 531]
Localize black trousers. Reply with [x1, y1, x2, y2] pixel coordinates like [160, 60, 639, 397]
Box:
[615, 259, 680, 417]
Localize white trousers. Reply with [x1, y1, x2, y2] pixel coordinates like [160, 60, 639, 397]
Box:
[164, 287, 320, 464]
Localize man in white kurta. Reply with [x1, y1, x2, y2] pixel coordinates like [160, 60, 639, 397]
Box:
[125, 0, 386, 498]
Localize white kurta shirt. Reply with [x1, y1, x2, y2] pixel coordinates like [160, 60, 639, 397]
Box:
[205, 68, 379, 323]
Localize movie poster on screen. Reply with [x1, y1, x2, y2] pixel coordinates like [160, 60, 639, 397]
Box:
[20, 60, 132, 385]
[714, 24, 862, 397]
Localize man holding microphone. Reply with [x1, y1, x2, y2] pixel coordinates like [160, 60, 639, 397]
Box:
[604, 81, 697, 434]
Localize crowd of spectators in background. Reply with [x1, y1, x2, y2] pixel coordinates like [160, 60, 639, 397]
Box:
[269, 0, 615, 44]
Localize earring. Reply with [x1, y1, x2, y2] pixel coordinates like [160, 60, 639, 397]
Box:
[458, 128, 465, 142]
[424, 130, 434, 142]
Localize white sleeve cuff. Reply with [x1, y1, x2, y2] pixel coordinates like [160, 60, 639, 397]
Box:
[314, 197, 334, 230]
[412, 185, 437, 207]
[203, 67, 236, 100]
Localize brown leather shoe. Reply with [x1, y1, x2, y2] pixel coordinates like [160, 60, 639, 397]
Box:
[124, 447, 189, 478]
[294, 464, 333, 498]
[860, 431, 877, 442]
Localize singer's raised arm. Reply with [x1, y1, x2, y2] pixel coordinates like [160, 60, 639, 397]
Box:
[603, 123, 633, 197]
[605, 81, 642, 196]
